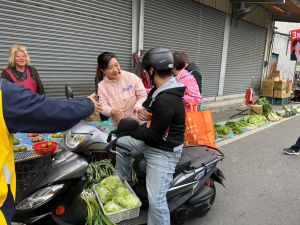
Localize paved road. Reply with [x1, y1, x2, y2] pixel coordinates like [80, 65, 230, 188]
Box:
[186, 115, 300, 225]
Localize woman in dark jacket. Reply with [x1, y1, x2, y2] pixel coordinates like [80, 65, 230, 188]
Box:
[1, 44, 45, 95]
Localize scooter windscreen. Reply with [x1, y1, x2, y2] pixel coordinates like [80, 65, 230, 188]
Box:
[63, 120, 109, 153]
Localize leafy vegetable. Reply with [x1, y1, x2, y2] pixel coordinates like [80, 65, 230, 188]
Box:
[95, 175, 142, 214]
[81, 189, 116, 225]
[99, 176, 124, 192]
[113, 193, 141, 209]
[115, 187, 131, 197]
[96, 186, 112, 204]
[240, 115, 268, 127]
[224, 121, 245, 135]
[214, 124, 233, 138]
[86, 159, 115, 188]
[254, 98, 282, 122]
[104, 201, 124, 213]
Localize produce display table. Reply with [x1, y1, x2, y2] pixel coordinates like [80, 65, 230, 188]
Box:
[14, 119, 114, 163]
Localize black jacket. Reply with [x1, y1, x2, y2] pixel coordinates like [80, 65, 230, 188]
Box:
[186, 62, 202, 93]
[131, 77, 186, 152]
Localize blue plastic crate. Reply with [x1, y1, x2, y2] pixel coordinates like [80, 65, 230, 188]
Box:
[272, 97, 290, 106]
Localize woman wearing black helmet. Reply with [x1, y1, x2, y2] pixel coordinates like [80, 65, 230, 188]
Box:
[115, 48, 186, 225]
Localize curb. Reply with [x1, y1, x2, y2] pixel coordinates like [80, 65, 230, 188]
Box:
[216, 114, 300, 148]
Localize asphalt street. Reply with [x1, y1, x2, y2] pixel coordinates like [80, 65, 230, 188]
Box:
[186, 115, 300, 225]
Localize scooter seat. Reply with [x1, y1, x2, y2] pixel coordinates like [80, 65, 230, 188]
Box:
[174, 153, 191, 174]
[133, 146, 220, 177]
[133, 153, 191, 178]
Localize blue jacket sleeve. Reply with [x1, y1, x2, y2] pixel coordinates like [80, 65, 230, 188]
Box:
[1, 79, 94, 133]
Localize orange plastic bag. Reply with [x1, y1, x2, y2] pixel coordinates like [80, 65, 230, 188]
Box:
[184, 103, 217, 149]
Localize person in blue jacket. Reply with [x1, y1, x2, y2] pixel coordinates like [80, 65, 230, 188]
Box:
[0, 78, 100, 225]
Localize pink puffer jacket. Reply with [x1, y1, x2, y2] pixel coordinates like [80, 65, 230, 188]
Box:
[176, 69, 202, 112]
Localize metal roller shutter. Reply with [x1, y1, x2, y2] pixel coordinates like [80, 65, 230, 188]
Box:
[143, 0, 225, 97]
[0, 0, 132, 97]
[224, 20, 267, 95]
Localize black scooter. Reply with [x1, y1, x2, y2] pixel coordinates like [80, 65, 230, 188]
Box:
[12, 88, 225, 225]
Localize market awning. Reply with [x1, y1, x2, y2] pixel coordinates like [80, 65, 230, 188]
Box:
[231, 0, 300, 22]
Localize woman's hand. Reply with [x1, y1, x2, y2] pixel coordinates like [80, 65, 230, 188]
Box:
[138, 109, 152, 121]
[111, 108, 124, 120]
[88, 93, 101, 113]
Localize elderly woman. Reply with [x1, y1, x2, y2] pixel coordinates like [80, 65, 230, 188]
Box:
[1, 44, 45, 94]
[97, 52, 147, 126]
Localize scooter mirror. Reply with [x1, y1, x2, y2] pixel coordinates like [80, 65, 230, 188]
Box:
[65, 84, 74, 99]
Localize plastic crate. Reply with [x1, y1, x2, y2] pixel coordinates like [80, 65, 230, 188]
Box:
[272, 97, 290, 106]
[93, 180, 141, 224]
[265, 97, 290, 106]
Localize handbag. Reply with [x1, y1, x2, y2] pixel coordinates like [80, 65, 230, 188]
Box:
[184, 103, 217, 149]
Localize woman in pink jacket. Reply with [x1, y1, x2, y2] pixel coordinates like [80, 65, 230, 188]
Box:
[97, 52, 147, 126]
[173, 52, 202, 112]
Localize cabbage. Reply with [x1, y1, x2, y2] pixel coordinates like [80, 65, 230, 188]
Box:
[115, 187, 131, 197]
[104, 201, 124, 213]
[96, 186, 112, 203]
[100, 175, 124, 192]
[113, 193, 141, 209]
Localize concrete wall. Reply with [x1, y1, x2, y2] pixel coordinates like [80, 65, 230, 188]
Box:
[272, 22, 300, 79]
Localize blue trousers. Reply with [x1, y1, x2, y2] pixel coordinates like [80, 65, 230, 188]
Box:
[115, 136, 182, 225]
[0, 185, 15, 225]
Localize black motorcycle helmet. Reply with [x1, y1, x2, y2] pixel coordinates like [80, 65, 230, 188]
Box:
[142, 48, 174, 76]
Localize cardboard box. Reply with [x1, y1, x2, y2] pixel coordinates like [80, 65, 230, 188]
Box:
[271, 70, 282, 78]
[273, 90, 288, 98]
[268, 62, 277, 77]
[286, 80, 292, 93]
[272, 77, 281, 82]
[273, 80, 287, 91]
[262, 79, 274, 91]
[261, 89, 273, 97]
[250, 105, 263, 115]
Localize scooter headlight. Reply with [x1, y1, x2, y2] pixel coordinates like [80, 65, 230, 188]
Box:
[16, 184, 64, 210]
[64, 130, 91, 149]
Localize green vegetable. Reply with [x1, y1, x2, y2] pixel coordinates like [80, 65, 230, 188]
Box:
[99, 176, 124, 192]
[115, 187, 131, 197]
[240, 115, 268, 127]
[96, 186, 112, 204]
[104, 201, 124, 213]
[255, 98, 282, 122]
[224, 121, 245, 135]
[86, 159, 115, 188]
[214, 124, 233, 138]
[81, 189, 116, 225]
[113, 193, 141, 209]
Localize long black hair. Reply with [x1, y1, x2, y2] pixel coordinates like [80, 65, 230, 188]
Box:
[95, 52, 118, 83]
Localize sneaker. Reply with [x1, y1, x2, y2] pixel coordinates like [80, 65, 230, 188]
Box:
[283, 148, 300, 155]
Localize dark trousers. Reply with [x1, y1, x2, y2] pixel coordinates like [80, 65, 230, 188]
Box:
[0, 185, 15, 225]
[291, 136, 300, 151]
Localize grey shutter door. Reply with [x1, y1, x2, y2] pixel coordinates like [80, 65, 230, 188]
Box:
[0, 0, 132, 98]
[143, 0, 225, 97]
[224, 20, 267, 95]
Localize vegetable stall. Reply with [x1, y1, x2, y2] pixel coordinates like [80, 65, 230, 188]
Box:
[214, 97, 300, 142]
